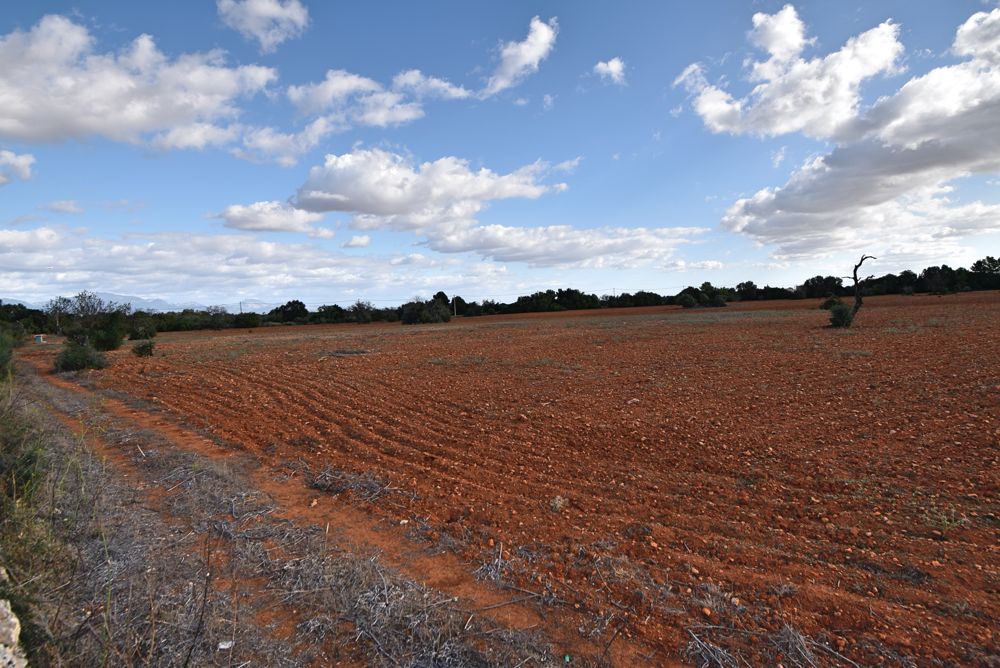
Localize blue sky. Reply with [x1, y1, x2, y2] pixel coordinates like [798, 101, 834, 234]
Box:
[1, 1, 998, 308]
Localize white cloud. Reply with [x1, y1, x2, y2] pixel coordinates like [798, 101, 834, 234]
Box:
[0, 16, 275, 145]
[391, 69, 471, 100]
[217, 0, 309, 53]
[293, 147, 704, 267]
[770, 146, 786, 168]
[554, 157, 582, 172]
[0, 225, 471, 303]
[425, 224, 706, 268]
[675, 5, 902, 138]
[747, 4, 814, 77]
[295, 147, 561, 230]
[287, 69, 382, 116]
[216, 200, 329, 237]
[252, 67, 466, 165]
[721, 8, 1000, 261]
[153, 123, 242, 150]
[0, 149, 34, 185]
[482, 16, 558, 97]
[236, 117, 339, 167]
[45, 200, 83, 214]
[342, 234, 370, 248]
[664, 259, 724, 272]
[543, 93, 555, 110]
[594, 57, 626, 85]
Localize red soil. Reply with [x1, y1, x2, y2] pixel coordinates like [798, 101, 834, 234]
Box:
[26, 293, 1000, 664]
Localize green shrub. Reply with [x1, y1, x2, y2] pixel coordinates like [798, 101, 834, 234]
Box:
[819, 295, 842, 310]
[54, 342, 107, 372]
[708, 293, 728, 308]
[90, 325, 127, 351]
[829, 303, 854, 328]
[131, 339, 155, 357]
[677, 293, 698, 308]
[401, 299, 452, 325]
[0, 331, 14, 376]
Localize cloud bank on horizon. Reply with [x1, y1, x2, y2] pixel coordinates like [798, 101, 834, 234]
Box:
[0, 3, 997, 304]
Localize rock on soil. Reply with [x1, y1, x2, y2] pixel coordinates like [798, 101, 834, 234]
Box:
[0, 597, 27, 668]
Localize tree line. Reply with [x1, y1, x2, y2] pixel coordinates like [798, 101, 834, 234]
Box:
[0, 256, 996, 347]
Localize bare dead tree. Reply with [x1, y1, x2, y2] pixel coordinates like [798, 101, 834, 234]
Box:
[845, 254, 877, 318]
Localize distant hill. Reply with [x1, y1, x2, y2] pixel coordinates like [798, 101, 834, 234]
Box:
[0, 293, 278, 314]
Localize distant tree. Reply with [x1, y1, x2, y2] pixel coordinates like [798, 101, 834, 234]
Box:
[800, 275, 844, 299]
[59, 291, 130, 350]
[401, 298, 452, 325]
[46, 296, 73, 333]
[313, 304, 346, 324]
[736, 281, 758, 301]
[432, 291, 449, 305]
[270, 300, 308, 323]
[349, 300, 374, 324]
[971, 256, 1000, 274]
[452, 295, 468, 316]
[206, 305, 229, 329]
[232, 312, 262, 328]
[970, 256, 1000, 290]
[128, 311, 157, 340]
[677, 293, 698, 308]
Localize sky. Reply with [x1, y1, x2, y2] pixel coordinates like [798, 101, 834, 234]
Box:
[1, 0, 999, 309]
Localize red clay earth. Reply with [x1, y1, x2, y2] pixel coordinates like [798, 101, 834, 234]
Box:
[25, 293, 1000, 664]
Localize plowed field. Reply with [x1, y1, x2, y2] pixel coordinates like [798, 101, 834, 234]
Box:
[36, 293, 1000, 664]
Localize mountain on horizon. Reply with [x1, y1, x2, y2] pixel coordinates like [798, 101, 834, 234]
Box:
[1, 293, 280, 314]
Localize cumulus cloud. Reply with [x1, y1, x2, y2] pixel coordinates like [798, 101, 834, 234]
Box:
[0, 149, 34, 185]
[235, 116, 340, 166]
[45, 200, 83, 214]
[294, 147, 560, 229]
[594, 57, 626, 85]
[721, 8, 1000, 260]
[675, 5, 902, 138]
[425, 224, 706, 268]
[217, 0, 309, 53]
[342, 234, 370, 248]
[0, 225, 467, 303]
[663, 259, 724, 272]
[482, 16, 558, 97]
[293, 147, 704, 267]
[243, 68, 468, 165]
[153, 123, 243, 150]
[0, 15, 275, 145]
[287, 69, 382, 116]
[392, 69, 471, 100]
[216, 200, 330, 238]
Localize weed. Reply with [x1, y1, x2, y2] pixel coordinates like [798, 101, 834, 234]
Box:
[923, 505, 971, 531]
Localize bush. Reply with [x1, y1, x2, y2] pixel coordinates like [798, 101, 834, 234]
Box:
[677, 293, 698, 308]
[0, 331, 14, 377]
[829, 303, 854, 328]
[708, 293, 728, 308]
[54, 342, 107, 372]
[90, 325, 127, 351]
[131, 340, 155, 357]
[819, 295, 842, 310]
[401, 299, 452, 325]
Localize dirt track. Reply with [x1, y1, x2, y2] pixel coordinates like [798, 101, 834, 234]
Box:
[22, 293, 1000, 665]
